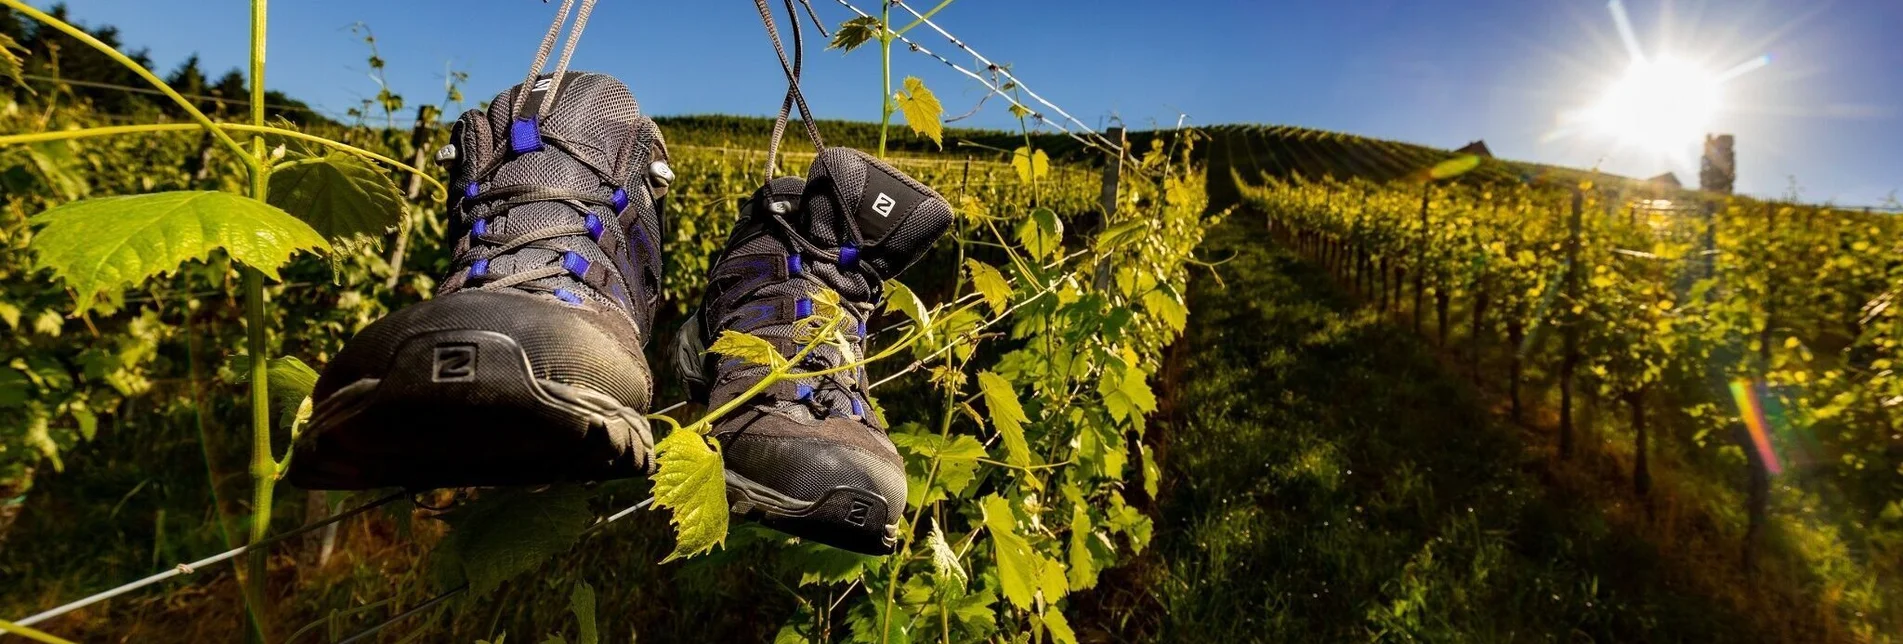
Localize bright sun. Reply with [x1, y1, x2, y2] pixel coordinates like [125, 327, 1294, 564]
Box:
[1585, 57, 1723, 154]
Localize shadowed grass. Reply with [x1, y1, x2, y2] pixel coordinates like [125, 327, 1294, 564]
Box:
[1102, 217, 1862, 643]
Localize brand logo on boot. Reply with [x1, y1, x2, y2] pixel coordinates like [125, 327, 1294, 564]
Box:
[432, 344, 478, 382]
[846, 499, 872, 526]
[872, 193, 896, 217]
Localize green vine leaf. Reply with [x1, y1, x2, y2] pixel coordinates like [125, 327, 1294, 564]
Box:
[708, 330, 788, 371]
[1142, 288, 1189, 334]
[0, 33, 21, 86]
[981, 495, 1039, 610]
[1011, 147, 1050, 185]
[26, 141, 89, 201]
[1100, 358, 1157, 426]
[268, 151, 404, 253]
[567, 581, 599, 644]
[976, 371, 1033, 470]
[1066, 503, 1097, 590]
[927, 517, 967, 591]
[227, 354, 319, 430]
[892, 431, 987, 506]
[432, 487, 592, 596]
[1016, 207, 1063, 261]
[652, 429, 730, 562]
[884, 279, 933, 339]
[781, 540, 876, 586]
[27, 191, 329, 314]
[894, 76, 945, 148]
[830, 16, 882, 53]
[964, 260, 1013, 316]
[1040, 609, 1079, 644]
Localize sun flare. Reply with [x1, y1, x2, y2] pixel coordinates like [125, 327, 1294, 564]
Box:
[1585, 57, 1722, 155]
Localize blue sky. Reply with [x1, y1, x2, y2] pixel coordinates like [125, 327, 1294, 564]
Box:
[37, 0, 1903, 205]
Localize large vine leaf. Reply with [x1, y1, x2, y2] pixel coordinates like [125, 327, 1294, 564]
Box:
[1016, 207, 1063, 261]
[981, 495, 1039, 610]
[28, 191, 329, 314]
[652, 429, 730, 562]
[976, 371, 1033, 469]
[964, 260, 1013, 316]
[268, 152, 404, 253]
[1011, 147, 1050, 185]
[892, 431, 987, 507]
[432, 486, 592, 596]
[708, 330, 789, 370]
[894, 76, 945, 148]
[1099, 358, 1157, 426]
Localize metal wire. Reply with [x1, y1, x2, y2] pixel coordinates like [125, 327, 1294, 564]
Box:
[889, 1, 1125, 155]
[827, 0, 1143, 174]
[10, 492, 405, 628]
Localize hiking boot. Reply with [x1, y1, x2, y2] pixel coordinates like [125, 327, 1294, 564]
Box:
[290, 72, 674, 490]
[674, 148, 953, 554]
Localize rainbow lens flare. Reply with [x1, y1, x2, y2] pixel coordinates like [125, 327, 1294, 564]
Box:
[1729, 378, 1783, 476]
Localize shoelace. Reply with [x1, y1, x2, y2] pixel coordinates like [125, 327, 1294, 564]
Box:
[452, 184, 626, 305]
[445, 0, 629, 307]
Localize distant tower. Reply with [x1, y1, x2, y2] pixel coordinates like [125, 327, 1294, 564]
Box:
[1701, 134, 1735, 194]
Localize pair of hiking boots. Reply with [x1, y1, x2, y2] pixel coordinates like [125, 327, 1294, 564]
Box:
[287, 73, 953, 556]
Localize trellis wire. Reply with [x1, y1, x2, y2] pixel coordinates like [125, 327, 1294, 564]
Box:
[828, 0, 1147, 175]
[11, 492, 405, 627]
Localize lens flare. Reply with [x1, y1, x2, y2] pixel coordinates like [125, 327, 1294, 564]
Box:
[1729, 378, 1783, 475]
[1585, 57, 1723, 154]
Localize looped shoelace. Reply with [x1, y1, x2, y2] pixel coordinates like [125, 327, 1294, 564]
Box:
[453, 187, 622, 300]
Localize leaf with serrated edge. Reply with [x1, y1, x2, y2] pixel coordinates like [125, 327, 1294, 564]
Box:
[976, 371, 1032, 469]
[269, 152, 404, 252]
[567, 581, 599, 644]
[981, 495, 1038, 609]
[707, 330, 788, 370]
[884, 279, 933, 338]
[1016, 207, 1063, 261]
[1067, 504, 1096, 590]
[1043, 609, 1079, 644]
[894, 76, 945, 148]
[829, 16, 881, 52]
[28, 191, 328, 314]
[964, 260, 1013, 315]
[0, 33, 23, 86]
[1011, 147, 1050, 184]
[927, 517, 968, 590]
[652, 429, 729, 562]
[434, 487, 592, 596]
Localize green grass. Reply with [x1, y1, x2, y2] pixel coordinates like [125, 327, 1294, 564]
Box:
[1085, 216, 1858, 643]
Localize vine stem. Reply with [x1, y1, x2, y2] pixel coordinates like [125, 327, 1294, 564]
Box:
[0, 620, 75, 644]
[0, 124, 448, 198]
[877, 0, 892, 158]
[0, 0, 254, 170]
[243, 2, 274, 641]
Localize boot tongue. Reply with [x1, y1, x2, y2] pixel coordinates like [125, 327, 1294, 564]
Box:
[485, 72, 644, 181]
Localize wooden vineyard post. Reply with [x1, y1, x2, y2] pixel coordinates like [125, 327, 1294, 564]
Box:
[1558, 188, 1584, 460]
[1471, 273, 1487, 383]
[1100, 127, 1123, 223]
[385, 105, 439, 290]
[1414, 184, 1429, 335]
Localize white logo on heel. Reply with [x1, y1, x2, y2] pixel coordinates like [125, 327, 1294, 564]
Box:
[872, 193, 896, 217]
